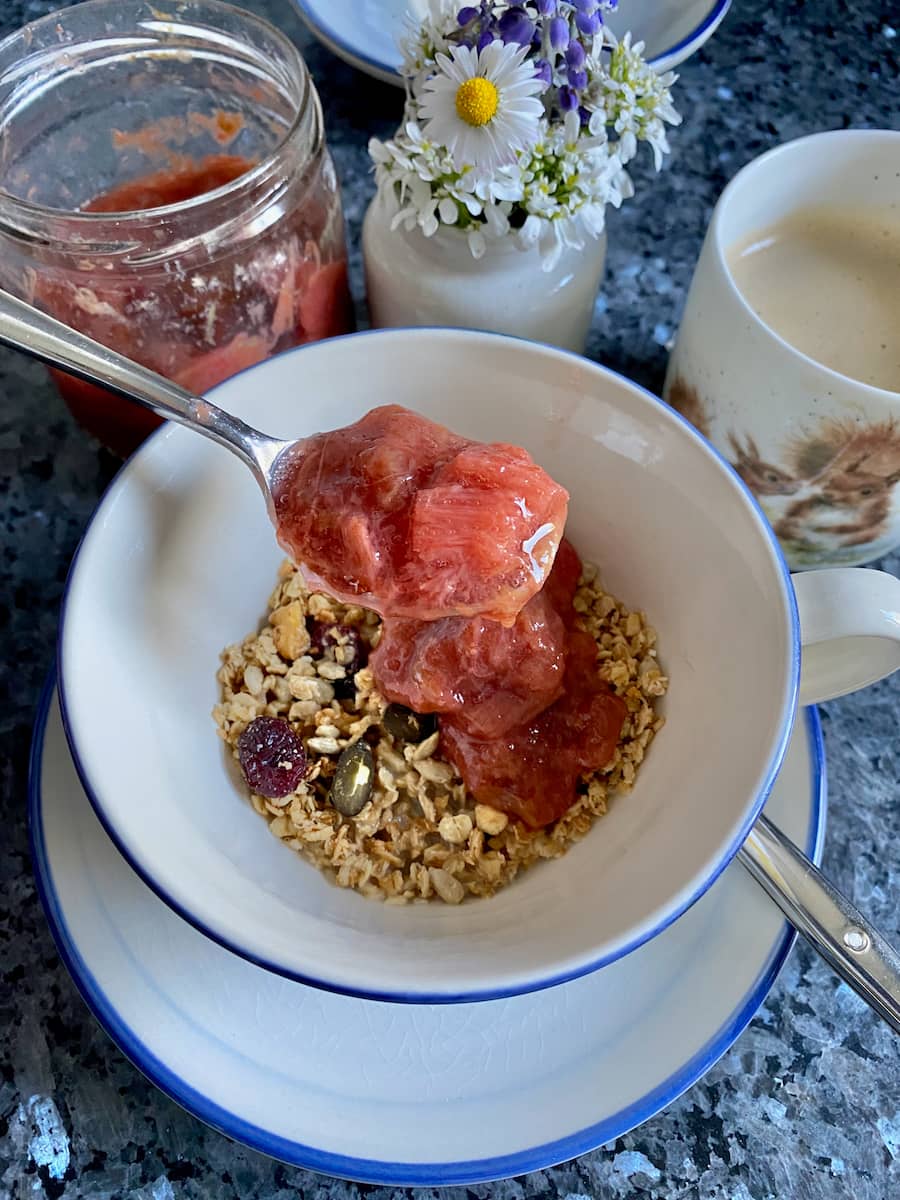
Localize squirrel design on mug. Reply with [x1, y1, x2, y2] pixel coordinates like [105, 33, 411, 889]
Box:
[726, 432, 805, 535]
[664, 376, 900, 559]
[728, 433, 801, 496]
[731, 419, 900, 557]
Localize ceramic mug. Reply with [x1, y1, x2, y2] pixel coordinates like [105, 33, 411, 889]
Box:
[664, 129, 900, 569]
[59, 330, 900, 1002]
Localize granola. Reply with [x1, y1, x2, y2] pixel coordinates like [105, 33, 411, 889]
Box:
[213, 559, 667, 904]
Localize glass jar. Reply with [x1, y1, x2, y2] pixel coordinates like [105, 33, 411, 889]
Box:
[0, 0, 353, 455]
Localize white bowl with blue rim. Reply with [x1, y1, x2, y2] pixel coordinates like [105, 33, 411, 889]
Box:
[293, 0, 732, 85]
[57, 328, 900, 1003]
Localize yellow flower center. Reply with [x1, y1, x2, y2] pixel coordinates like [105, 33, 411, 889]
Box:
[455, 77, 499, 127]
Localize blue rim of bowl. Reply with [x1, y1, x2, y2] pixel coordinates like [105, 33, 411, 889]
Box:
[55, 327, 802, 1004]
[30, 670, 826, 1186]
[291, 0, 732, 81]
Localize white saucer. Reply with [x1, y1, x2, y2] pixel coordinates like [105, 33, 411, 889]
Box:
[30, 680, 824, 1185]
[293, 0, 732, 86]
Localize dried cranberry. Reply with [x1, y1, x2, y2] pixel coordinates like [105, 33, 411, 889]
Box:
[237, 716, 307, 799]
[308, 621, 366, 674]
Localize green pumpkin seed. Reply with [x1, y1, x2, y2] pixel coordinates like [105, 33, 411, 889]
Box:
[329, 741, 375, 817]
[383, 704, 437, 743]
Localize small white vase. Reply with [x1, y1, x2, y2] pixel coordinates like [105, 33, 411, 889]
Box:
[362, 191, 607, 354]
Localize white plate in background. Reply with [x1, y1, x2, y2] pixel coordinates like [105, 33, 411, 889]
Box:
[293, 0, 731, 86]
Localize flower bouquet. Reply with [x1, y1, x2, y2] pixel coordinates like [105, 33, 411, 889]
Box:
[363, 1, 680, 350]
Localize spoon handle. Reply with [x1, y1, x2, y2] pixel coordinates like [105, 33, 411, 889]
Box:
[740, 813, 900, 1033]
[0, 288, 285, 483]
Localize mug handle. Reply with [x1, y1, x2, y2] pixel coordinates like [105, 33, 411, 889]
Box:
[795, 568, 900, 706]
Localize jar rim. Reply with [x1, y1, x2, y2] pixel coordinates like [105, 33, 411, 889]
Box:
[0, 0, 316, 224]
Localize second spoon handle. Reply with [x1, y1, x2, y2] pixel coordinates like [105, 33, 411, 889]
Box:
[0, 288, 285, 483]
[740, 813, 900, 1033]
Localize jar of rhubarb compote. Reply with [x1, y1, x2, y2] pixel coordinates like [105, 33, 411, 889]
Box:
[0, 0, 353, 455]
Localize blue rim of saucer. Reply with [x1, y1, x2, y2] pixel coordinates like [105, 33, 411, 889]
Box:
[55, 328, 802, 1004]
[29, 671, 825, 1186]
[291, 0, 733, 83]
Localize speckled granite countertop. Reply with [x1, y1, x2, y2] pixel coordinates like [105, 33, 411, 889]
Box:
[2, 1, 899, 1196]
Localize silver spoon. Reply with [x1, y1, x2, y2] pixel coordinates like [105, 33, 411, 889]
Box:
[2, 287, 899, 1032]
[0, 287, 292, 510]
[740, 816, 900, 1032]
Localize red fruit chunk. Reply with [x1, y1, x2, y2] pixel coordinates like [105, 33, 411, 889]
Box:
[272, 405, 568, 624]
[543, 537, 582, 621]
[237, 716, 308, 799]
[370, 538, 581, 738]
[371, 589, 567, 739]
[440, 630, 627, 829]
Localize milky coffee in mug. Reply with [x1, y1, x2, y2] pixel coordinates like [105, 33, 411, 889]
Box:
[665, 129, 900, 569]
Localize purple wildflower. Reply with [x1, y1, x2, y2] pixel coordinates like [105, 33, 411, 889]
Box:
[558, 85, 579, 110]
[565, 40, 586, 69]
[477, 26, 496, 51]
[533, 58, 553, 86]
[535, 0, 557, 12]
[572, 0, 598, 11]
[457, 5, 478, 24]
[548, 15, 569, 49]
[575, 9, 603, 35]
[568, 68, 588, 90]
[498, 6, 535, 45]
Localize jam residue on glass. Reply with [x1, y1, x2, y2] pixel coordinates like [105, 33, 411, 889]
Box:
[273, 405, 626, 828]
[82, 154, 250, 211]
[37, 153, 353, 455]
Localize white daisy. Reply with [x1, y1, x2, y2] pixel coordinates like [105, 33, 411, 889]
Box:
[418, 40, 544, 174]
